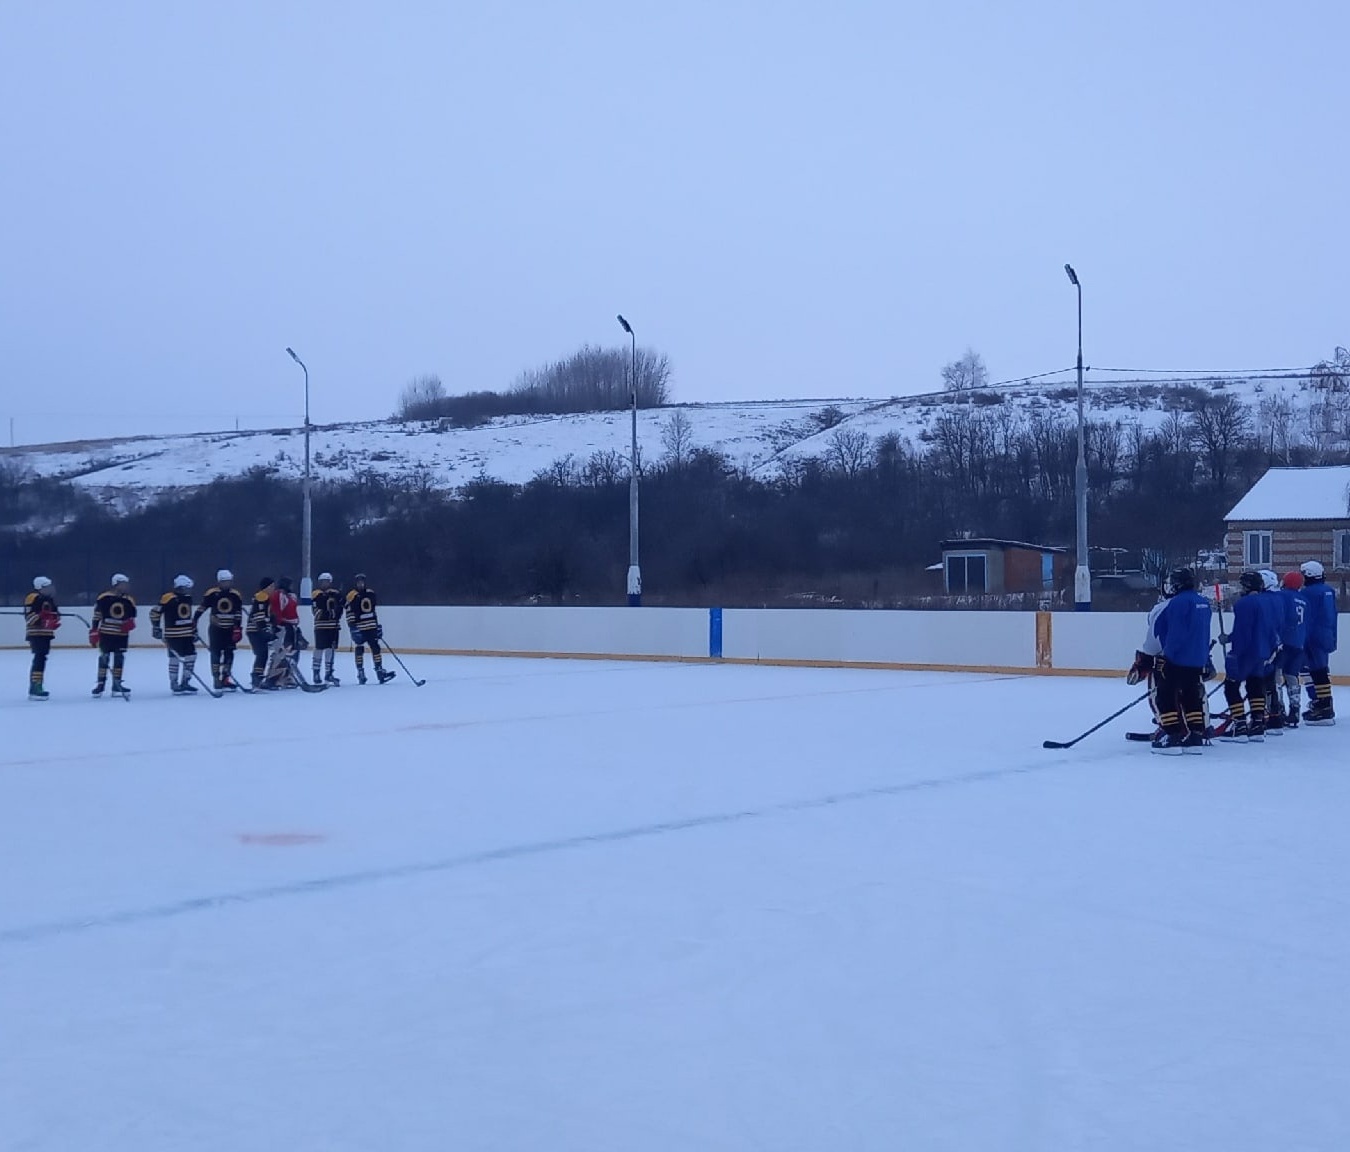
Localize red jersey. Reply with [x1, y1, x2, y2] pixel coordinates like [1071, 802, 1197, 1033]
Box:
[270, 588, 300, 625]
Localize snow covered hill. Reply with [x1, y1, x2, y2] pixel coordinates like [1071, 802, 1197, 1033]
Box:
[0, 371, 1331, 509]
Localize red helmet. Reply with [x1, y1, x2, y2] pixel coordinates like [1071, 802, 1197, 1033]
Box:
[1282, 570, 1304, 590]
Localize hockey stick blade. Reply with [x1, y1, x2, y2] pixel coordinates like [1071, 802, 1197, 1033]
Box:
[1042, 688, 1152, 750]
[189, 668, 224, 698]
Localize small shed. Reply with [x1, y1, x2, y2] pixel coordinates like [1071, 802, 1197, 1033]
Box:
[1223, 466, 1350, 574]
[938, 538, 1070, 595]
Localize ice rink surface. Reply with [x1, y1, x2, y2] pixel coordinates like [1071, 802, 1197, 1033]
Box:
[3, 649, 1349, 1151]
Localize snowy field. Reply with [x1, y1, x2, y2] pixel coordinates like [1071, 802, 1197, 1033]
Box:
[3, 650, 1348, 1150]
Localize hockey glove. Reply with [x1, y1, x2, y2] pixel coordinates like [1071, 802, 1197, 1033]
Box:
[123, 618, 136, 633]
[232, 626, 243, 644]
[350, 627, 362, 645]
[1126, 650, 1154, 686]
[1202, 659, 1217, 682]
[375, 625, 383, 640]
[88, 627, 100, 648]
[40, 610, 61, 631]
[152, 624, 164, 641]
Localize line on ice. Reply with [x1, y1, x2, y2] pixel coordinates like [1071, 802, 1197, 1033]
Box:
[0, 758, 1051, 949]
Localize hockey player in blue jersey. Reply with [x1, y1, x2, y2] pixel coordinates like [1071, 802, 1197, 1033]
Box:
[1151, 567, 1212, 754]
[1258, 570, 1287, 731]
[1276, 570, 1308, 728]
[1219, 570, 1281, 741]
[1300, 560, 1338, 724]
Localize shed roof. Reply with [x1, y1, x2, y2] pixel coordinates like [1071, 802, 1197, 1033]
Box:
[939, 538, 1068, 553]
[1224, 466, 1350, 522]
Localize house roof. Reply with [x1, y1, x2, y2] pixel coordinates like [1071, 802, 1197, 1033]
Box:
[939, 538, 1068, 553]
[1224, 466, 1350, 522]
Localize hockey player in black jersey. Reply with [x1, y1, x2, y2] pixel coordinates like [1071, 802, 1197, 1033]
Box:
[344, 573, 394, 684]
[311, 572, 343, 686]
[24, 576, 61, 699]
[245, 577, 276, 689]
[91, 574, 137, 697]
[194, 569, 245, 689]
[151, 575, 200, 694]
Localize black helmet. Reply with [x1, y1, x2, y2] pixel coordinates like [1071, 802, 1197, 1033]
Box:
[278, 576, 293, 592]
[259, 576, 274, 590]
[1238, 570, 1263, 594]
[1164, 567, 1196, 596]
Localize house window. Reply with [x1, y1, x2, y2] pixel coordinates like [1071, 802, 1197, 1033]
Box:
[1335, 530, 1350, 570]
[946, 553, 988, 594]
[1243, 530, 1272, 567]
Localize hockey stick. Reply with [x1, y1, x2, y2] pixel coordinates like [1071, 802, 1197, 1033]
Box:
[380, 640, 425, 687]
[0, 608, 92, 630]
[281, 653, 328, 692]
[189, 666, 224, 698]
[1043, 689, 1151, 749]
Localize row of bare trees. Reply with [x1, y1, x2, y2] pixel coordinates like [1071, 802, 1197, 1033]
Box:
[396, 345, 672, 424]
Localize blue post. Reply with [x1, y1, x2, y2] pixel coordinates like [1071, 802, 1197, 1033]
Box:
[708, 607, 723, 660]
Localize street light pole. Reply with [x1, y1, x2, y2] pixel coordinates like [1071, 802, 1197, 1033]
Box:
[1063, 264, 1090, 612]
[286, 347, 313, 605]
[616, 314, 641, 606]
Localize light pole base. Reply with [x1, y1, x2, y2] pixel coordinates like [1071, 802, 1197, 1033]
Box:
[626, 565, 642, 607]
[1074, 566, 1092, 612]
[300, 575, 313, 607]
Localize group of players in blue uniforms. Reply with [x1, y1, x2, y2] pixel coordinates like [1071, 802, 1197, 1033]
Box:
[21, 570, 395, 699]
[1130, 560, 1338, 754]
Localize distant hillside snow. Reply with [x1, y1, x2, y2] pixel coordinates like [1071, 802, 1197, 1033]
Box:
[0, 373, 1333, 509]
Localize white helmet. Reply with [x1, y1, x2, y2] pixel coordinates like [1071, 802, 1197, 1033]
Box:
[173, 574, 194, 590]
[33, 575, 52, 590]
[1301, 559, 1325, 580]
[217, 568, 233, 582]
[111, 573, 130, 586]
[1260, 569, 1279, 591]
[318, 571, 333, 582]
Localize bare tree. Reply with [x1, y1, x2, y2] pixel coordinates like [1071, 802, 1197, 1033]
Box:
[660, 410, 695, 471]
[825, 428, 872, 477]
[1258, 394, 1297, 464]
[1188, 394, 1251, 490]
[580, 448, 627, 487]
[941, 348, 989, 395]
[396, 374, 447, 420]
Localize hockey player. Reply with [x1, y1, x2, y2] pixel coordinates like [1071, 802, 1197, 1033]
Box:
[1300, 559, 1338, 725]
[151, 575, 200, 694]
[1151, 567, 1212, 754]
[193, 569, 246, 689]
[344, 573, 394, 684]
[1218, 570, 1280, 741]
[1276, 570, 1308, 729]
[246, 577, 275, 689]
[24, 576, 61, 699]
[311, 572, 343, 686]
[91, 574, 137, 697]
[263, 576, 307, 688]
[1258, 570, 1287, 732]
[1126, 591, 1169, 740]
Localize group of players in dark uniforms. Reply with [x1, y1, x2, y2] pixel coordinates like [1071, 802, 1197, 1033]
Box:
[1128, 560, 1338, 754]
[22, 570, 395, 699]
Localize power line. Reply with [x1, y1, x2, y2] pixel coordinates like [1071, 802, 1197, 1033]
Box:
[1089, 366, 1315, 376]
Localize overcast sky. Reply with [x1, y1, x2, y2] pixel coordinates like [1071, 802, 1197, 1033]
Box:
[2, 1, 1346, 446]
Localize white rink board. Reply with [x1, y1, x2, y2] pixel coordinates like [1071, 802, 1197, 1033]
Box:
[720, 608, 1033, 668]
[4, 603, 1349, 677]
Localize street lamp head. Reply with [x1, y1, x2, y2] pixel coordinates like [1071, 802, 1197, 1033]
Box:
[1063, 264, 1079, 287]
[616, 314, 632, 335]
[286, 347, 300, 362]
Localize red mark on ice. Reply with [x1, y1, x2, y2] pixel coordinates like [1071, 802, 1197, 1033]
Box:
[236, 832, 328, 846]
